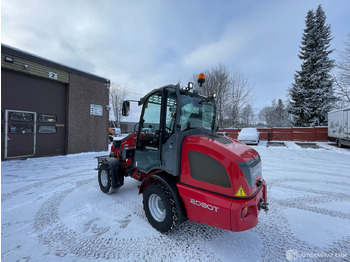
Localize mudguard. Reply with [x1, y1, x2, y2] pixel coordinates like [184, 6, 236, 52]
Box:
[139, 173, 187, 224]
[103, 157, 124, 188]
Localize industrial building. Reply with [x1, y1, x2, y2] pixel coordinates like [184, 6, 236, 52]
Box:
[1, 44, 110, 160]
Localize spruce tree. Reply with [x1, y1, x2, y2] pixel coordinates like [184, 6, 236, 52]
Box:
[288, 5, 334, 126]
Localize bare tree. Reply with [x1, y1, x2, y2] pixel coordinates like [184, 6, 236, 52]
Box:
[259, 99, 290, 127]
[334, 34, 350, 108]
[194, 64, 254, 128]
[240, 103, 255, 127]
[109, 83, 128, 125]
[259, 106, 275, 127]
[193, 63, 231, 128]
[228, 71, 254, 127]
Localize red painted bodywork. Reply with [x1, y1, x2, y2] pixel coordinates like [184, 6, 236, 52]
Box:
[178, 135, 267, 232]
[112, 133, 267, 232]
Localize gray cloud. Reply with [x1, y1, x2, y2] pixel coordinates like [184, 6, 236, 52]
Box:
[2, 0, 349, 112]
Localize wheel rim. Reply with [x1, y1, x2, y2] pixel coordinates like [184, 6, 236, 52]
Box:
[148, 194, 166, 222]
[100, 169, 109, 187]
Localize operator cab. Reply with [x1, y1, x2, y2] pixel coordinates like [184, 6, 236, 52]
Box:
[122, 75, 216, 176]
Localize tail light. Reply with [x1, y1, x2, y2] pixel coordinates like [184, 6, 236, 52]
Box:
[241, 206, 250, 218]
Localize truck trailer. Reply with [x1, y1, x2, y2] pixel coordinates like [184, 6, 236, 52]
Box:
[328, 107, 350, 147]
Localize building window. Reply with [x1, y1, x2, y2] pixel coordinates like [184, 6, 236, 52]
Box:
[10, 112, 33, 122]
[38, 126, 57, 134]
[10, 124, 33, 134]
[39, 114, 57, 123]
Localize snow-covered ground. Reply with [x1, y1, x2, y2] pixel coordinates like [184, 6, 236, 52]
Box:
[2, 142, 350, 261]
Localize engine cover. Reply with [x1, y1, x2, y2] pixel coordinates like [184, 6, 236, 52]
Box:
[177, 134, 266, 232]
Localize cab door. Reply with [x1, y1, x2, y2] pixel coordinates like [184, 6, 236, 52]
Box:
[161, 88, 178, 175]
[5, 110, 36, 159]
[135, 92, 163, 172]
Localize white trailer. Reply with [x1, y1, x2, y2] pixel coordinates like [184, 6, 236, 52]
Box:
[328, 107, 350, 147]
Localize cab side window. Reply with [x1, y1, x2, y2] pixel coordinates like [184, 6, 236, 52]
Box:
[138, 93, 162, 150]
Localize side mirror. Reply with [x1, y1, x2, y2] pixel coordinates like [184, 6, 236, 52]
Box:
[122, 101, 130, 116]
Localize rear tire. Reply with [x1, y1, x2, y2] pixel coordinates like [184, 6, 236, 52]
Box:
[98, 164, 112, 193]
[337, 139, 344, 148]
[143, 183, 177, 232]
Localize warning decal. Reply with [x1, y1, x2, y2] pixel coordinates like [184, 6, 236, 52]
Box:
[235, 186, 247, 197]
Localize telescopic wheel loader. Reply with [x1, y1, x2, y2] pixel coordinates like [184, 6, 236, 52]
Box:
[96, 74, 268, 233]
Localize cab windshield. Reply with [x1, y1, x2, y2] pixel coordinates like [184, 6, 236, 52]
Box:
[179, 92, 216, 132]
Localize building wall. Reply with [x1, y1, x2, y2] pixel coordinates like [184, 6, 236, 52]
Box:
[67, 73, 109, 154]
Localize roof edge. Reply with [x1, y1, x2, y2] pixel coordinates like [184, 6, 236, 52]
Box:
[1, 43, 110, 84]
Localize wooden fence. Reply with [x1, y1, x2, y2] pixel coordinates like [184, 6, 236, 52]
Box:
[218, 127, 328, 142]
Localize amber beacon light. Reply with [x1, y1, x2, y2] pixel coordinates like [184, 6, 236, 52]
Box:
[197, 73, 205, 87]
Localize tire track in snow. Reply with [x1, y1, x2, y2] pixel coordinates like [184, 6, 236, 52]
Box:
[33, 179, 224, 261]
[256, 147, 350, 261]
[1, 168, 93, 202]
[254, 205, 314, 262]
[264, 146, 350, 173]
[5, 147, 349, 261]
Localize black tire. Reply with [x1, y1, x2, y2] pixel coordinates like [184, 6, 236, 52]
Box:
[98, 164, 112, 193]
[143, 183, 177, 233]
[337, 139, 344, 148]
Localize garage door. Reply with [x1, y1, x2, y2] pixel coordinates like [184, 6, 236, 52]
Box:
[1, 69, 66, 159]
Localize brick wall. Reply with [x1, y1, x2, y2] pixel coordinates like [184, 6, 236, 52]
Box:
[67, 74, 109, 154]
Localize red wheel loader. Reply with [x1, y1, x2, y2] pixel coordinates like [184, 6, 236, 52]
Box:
[96, 74, 268, 233]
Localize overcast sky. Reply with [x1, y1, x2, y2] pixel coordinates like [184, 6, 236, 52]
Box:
[2, 0, 350, 117]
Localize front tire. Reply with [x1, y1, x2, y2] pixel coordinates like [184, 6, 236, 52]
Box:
[143, 183, 177, 232]
[98, 164, 112, 193]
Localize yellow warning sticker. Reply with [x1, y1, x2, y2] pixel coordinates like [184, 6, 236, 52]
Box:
[235, 186, 247, 197]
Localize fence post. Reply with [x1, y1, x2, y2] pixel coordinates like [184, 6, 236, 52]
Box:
[290, 126, 293, 141]
[270, 127, 273, 141]
[313, 126, 316, 141]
